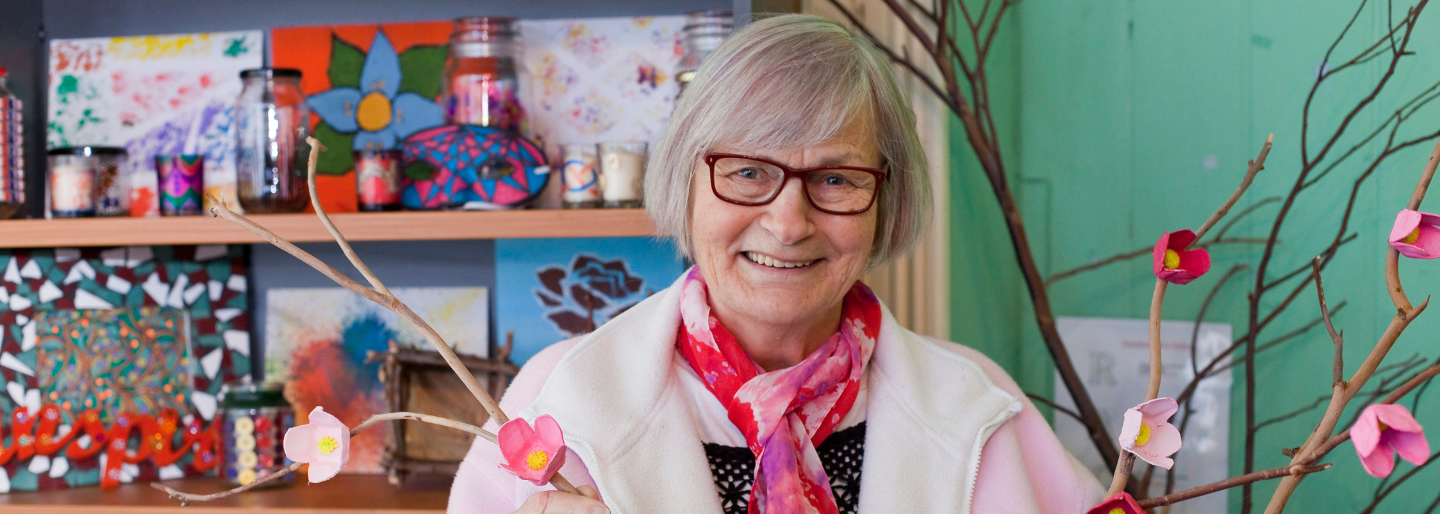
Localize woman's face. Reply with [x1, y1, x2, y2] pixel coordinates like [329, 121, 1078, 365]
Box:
[689, 122, 880, 332]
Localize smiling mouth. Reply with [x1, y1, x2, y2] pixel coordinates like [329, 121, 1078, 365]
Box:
[744, 252, 818, 269]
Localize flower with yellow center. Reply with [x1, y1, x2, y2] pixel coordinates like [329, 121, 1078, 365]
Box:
[1162, 249, 1180, 270]
[318, 436, 339, 455]
[356, 91, 393, 133]
[1401, 228, 1421, 245]
[1134, 424, 1151, 446]
[526, 450, 549, 471]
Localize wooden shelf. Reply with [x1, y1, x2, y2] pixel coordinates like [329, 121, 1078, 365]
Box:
[0, 474, 448, 513]
[0, 209, 656, 248]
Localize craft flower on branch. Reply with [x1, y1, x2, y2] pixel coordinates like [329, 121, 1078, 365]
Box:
[1086, 492, 1145, 514]
[1118, 397, 1182, 469]
[308, 31, 444, 152]
[1152, 229, 1211, 284]
[1388, 209, 1440, 259]
[498, 414, 567, 486]
[1350, 403, 1429, 478]
[283, 406, 351, 483]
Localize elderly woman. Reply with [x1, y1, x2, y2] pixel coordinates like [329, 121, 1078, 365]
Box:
[450, 14, 1103, 514]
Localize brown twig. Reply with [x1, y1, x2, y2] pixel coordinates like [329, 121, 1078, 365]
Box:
[205, 142, 581, 496]
[1193, 134, 1274, 241]
[1044, 238, 1270, 288]
[153, 412, 499, 504]
[1311, 257, 1344, 385]
[1139, 464, 1331, 508]
[303, 137, 392, 298]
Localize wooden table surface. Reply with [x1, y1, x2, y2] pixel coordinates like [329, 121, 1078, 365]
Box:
[0, 474, 450, 513]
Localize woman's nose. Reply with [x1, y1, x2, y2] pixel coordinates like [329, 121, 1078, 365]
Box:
[759, 177, 816, 245]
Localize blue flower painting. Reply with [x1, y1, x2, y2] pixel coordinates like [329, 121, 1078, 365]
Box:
[307, 31, 444, 152]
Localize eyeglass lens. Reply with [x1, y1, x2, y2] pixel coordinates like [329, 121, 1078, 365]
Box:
[711, 157, 879, 213]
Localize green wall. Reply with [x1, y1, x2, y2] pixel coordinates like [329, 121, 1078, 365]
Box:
[949, 0, 1440, 511]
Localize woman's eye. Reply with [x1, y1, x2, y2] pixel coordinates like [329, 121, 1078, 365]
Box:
[822, 175, 850, 186]
[737, 168, 761, 179]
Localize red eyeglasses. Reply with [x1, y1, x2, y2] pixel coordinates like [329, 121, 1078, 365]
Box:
[704, 153, 887, 215]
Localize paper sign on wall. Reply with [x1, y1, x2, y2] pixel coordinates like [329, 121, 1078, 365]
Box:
[1052, 316, 1232, 514]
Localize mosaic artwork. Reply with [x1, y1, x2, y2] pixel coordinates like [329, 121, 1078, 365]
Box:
[496, 237, 683, 365]
[36, 307, 190, 417]
[264, 286, 488, 474]
[46, 32, 263, 216]
[0, 245, 250, 491]
[272, 22, 452, 213]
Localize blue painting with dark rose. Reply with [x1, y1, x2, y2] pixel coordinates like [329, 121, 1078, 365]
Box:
[496, 237, 684, 365]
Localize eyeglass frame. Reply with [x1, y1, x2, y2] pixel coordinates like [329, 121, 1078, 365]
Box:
[702, 153, 889, 215]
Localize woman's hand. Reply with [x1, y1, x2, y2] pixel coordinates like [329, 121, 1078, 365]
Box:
[513, 485, 609, 514]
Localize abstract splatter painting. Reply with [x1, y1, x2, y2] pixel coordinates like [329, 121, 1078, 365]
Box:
[47, 31, 263, 216]
[517, 17, 684, 159]
[263, 287, 488, 473]
[495, 237, 683, 366]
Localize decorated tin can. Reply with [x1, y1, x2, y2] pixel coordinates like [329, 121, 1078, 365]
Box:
[355, 149, 402, 212]
[561, 144, 600, 208]
[155, 155, 205, 216]
[220, 385, 294, 487]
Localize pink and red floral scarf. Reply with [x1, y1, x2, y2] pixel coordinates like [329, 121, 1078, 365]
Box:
[676, 268, 881, 514]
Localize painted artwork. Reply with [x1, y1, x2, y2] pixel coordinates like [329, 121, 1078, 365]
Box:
[496, 237, 684, 365]
[1052, 317, 1232, 514]
[47, 32, 263, 216]
[271, 17, 684, 210]
[517, 16, 685, 157]
[271, 22, 452, 213]
[263, 287, 488, 473]
[0, 246, 250, 491]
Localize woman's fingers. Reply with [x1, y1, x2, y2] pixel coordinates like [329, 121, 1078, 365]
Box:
[514, 486, 609, 514]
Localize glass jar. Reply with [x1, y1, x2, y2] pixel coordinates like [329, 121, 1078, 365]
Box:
[46, 147, 124, 218]
[442, 17, 525, 132]
[219, 384, 294, 487]
[598, 141, 646, 208]
[235, 68, 310, 214]
[677, 11, 734, 94]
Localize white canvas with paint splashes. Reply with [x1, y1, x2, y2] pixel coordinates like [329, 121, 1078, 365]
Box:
[46, 31, 263, 216]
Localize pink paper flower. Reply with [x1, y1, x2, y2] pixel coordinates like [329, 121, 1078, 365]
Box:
[1388, 209, 1440, 259]
[282, 406, 351, 483]
[1086, 492, 1145, 514]
[1152, 229, 1211, 284]
[1350, 403, 1429, 478]
[1117, 397, 1183, 469]
[498, 414, 567, 486]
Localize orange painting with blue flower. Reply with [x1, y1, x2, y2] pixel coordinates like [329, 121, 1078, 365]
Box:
[271, 22, 452, 213]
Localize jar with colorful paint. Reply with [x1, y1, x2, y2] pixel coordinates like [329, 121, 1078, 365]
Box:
[442, 17, 525, 132]
[354, 148, 402, 212]
[219, 384, 294, 487]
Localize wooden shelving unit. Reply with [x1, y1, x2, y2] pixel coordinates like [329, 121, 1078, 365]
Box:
[0, 475, 448, 513]
[0, 209, 656, 248]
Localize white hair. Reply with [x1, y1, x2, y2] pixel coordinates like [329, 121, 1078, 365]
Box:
[645, 14, 931, 266]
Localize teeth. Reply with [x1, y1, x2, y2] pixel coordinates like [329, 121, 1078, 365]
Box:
[745, 252, 816, 269]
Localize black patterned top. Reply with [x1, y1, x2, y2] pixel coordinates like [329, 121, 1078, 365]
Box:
[701, 422, 866, 514]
